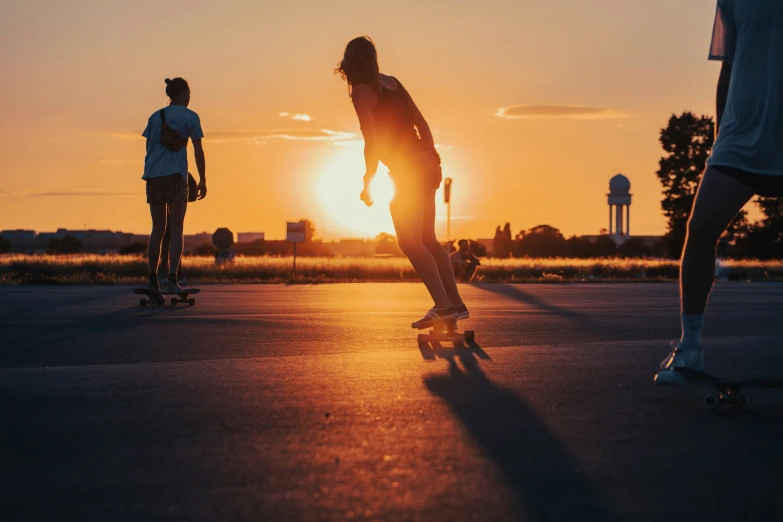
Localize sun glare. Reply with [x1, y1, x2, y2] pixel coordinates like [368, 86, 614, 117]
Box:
[316, 147, 396, 238]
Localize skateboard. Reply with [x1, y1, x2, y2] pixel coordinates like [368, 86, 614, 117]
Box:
[133, 288, 200, 307]
[417, 318, 475, 346]
[673, 367, 783, 410]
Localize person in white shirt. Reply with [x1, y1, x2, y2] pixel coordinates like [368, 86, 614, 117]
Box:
[141, 78, 206, 295]
[656, 1, 783, 384]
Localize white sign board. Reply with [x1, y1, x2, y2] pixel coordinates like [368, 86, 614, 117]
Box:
[286, 222, 306, 243]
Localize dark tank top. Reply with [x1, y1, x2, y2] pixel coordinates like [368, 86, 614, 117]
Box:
[371, 77, 425, 168]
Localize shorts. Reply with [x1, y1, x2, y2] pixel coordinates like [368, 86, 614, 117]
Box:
[388, 150, 443, 194]
[146, 173, 188, 204]
[713, 166, 783, 197]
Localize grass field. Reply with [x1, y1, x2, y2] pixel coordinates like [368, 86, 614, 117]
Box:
[2, 254, 783, 284]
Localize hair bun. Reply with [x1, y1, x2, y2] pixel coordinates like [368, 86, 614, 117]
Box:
[164, 78, 171, 84]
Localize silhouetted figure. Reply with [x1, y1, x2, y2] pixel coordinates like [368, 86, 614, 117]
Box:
[142, 78, 206, 296]
[451, 240, 480, 282]
[336, 36, 468, 328]
[657, 1, 783, 383]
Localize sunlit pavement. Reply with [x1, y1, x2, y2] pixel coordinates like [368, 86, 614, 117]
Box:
[2, 283, 783, 522]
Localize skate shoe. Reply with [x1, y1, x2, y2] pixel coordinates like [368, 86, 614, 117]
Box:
[177, 272, 188, 286]
[165, 279, 184, 294]
[654, 342, 704, 386]
[455, 304, 470, 320]
[412, 307, 459, 329]
[147, 280, 162, 294]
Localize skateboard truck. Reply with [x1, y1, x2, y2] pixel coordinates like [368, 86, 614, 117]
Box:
[417, 318, 474, 345]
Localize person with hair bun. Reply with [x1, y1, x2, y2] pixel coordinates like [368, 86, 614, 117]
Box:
[141, 77, 206, 295]
[335, 36, 468, 329]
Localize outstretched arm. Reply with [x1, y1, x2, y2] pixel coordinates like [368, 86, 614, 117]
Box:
[715, 62, 732, 138]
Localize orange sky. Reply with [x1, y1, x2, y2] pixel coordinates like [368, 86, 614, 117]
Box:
[0, 0, 730, 240]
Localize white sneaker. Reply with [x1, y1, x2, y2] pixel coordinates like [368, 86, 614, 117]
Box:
[654, 342, 704, 385]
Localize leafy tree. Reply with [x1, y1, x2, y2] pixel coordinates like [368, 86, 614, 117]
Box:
[656, 112, 747, 258]
[492, 223, 512, 258]
[513, 225, 568, 258]
[0, 236, 10, 253]
[731, 197, 783, 259]
[48, 235, 82, 254]
[593, 235, 618, 257]
[618, 237, 651, 258]
[469, 240, 487, 257]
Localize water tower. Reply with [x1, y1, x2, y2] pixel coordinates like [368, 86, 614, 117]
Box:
[608, 174, 631, 241]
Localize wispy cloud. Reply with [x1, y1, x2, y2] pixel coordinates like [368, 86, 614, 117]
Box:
[495, 105, 628, 120]
[110, 128, 354, 145]
[206, 128, 355, 144]
[280, 112, 312, 122]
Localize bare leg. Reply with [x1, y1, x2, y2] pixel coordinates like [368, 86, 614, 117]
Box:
[390, 189, 452, 310]
[159, 206, 171, 278]
[167, 202, 187, 277]
[681, 167, 754, 314]
[147, 203, 167, 276]
[420, 190, 464, 307]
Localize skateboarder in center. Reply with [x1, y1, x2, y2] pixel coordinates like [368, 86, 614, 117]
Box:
[656, 0, 783, 384]
[335, 36, 468, 328]
[142, 78, 207, 296]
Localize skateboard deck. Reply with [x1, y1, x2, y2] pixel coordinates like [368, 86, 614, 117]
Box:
[133, 288, 200, 307]
[673, 367, 783, 410]
[416, 318, 474, 346]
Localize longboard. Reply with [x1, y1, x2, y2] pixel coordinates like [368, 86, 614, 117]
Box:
[133, 288, 201, 307]
[417, 318, 475, 346]
[673, 367, 783, 410]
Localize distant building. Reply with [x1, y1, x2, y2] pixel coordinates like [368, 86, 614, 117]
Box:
[237, 232, 265, 243]
[184, 233, 212, 251]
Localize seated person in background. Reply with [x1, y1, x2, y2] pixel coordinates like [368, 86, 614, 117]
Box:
[450, 240, 480, 283]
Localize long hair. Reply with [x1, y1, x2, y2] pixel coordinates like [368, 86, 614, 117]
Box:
[334, 36, 380, 96]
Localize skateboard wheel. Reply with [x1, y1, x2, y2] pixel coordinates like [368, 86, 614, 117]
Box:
[140, 298, 147, 306]
[417, 333, 429, 344]
[188, 298, 195, 306]
[464, 330, 475, 342]
[170, 298, 177, 306]
[705, 395, 720, 410]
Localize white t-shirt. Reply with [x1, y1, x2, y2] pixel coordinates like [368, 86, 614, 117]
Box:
[707, 0, 783, 176]
[142, 105, 204, 180]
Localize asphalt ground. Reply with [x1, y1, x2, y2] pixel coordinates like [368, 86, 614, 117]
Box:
[2, 283, 783, 522]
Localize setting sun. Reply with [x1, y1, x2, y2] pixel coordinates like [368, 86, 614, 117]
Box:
[316, 146, 396, 238]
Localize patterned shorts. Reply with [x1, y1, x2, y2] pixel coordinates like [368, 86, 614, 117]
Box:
[146, 174, 188, 204]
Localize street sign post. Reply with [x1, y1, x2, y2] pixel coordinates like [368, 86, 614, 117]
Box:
[286, 221, 306, 273]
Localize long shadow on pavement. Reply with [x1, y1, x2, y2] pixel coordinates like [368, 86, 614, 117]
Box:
[472, 283, 588, 320]
[423, 350, 617, 522]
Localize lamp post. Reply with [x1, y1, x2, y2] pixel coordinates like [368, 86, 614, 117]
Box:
[444, 177, 453, 249]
